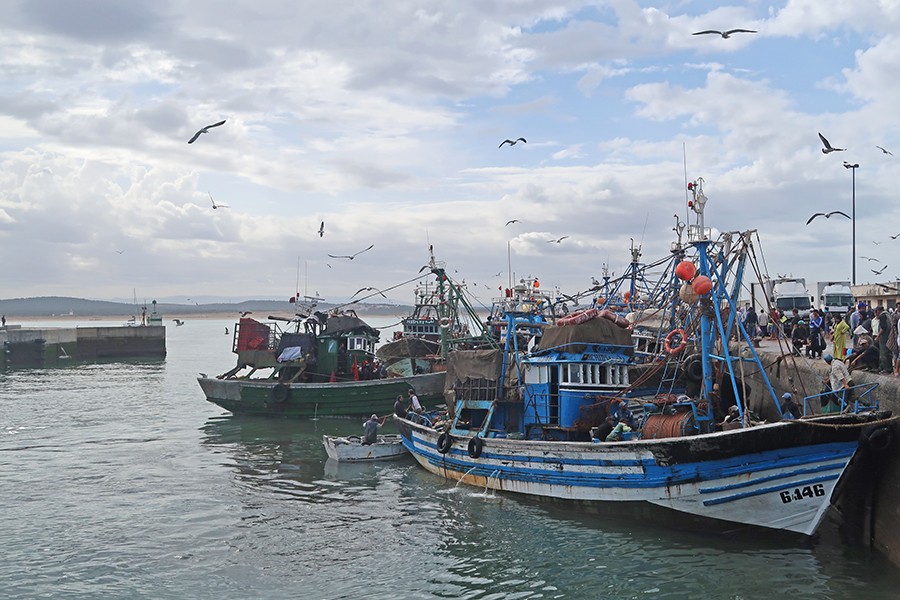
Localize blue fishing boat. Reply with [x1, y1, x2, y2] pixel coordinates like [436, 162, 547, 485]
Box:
[396, 178, 894, 536]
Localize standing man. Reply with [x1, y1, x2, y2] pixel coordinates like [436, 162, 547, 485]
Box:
[850, 303, 863, 344]
[743, 305, 758, 339]
[758, 309, 769, 339]
[1, 314, 5, 327]
[823, 353, 851, 413]
[874, 306, 892, 374]
[363, 414, 384, 444]
[408, 389, 423, 413]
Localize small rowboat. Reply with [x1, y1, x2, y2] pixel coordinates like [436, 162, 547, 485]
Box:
[322, 434, 409, 462]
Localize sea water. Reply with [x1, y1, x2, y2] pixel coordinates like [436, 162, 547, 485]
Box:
[1, 317, 899, 599]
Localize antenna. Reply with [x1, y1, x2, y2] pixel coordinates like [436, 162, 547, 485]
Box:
[683, 142, 690, 225]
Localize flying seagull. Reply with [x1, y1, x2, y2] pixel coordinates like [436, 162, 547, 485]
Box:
[692, 29, 756, 38]
[891, 233, 900, 239]
[818, 132, 845, 154]
[115, 249, 125, 254]
[328, 244, 374, 260]
[505, 219, 520, 226]
[318, 221, 324, 237]
[209, 192, 229, 209]
[240, 311, 253, 317]
[547, 236, 569, 243]
[860, 256, 880, 262]
[187, 120, 226, 144]
[806, 210, 851, 225]
[173, 319, 184, 326]
[876, 145, 894, 156]
[351, 286, 387, 299]
[499, 138, 527, 148]
[872, 265, 889, 275]
[873, 240, 882, 245]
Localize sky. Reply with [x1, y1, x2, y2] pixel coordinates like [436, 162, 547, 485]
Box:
[1, 0, 899, 308]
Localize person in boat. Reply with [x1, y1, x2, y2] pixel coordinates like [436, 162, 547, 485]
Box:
[780, 393, 802, 420]
[408, 389, 423, 413]
[822, 353, 851, 413]
[394, 395, 407, 419]
[363, 414, 384, 444]
[605, 421, 632, 442]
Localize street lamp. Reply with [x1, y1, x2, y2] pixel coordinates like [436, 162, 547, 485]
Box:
[844, 161, 859, 284]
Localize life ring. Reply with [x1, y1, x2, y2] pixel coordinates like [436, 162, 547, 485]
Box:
[467, 436, 483, 458]
[683, 354, 703, 382]
[440, 318, 451, 329]
[664, 329, 687, 354]
[437, 432, 452, 454]
[271, 383, 290, 403]
[862, 426, 893, 454]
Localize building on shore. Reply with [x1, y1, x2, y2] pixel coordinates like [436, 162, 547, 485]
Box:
[851, 280, 900, 310]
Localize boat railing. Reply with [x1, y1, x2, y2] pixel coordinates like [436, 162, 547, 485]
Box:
[801, 381, 880, 416]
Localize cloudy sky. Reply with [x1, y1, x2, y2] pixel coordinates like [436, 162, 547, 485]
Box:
[2, 1, 899, 307]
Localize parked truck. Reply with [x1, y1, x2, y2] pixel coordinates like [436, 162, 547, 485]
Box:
[815, 281, 853, 316]
[772, 277, 812, 318]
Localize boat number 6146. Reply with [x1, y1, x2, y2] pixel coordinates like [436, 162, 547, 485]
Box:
[779, 484, 825, 503]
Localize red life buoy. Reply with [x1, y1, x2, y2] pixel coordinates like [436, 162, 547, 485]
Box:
[664, 329, 687, 354]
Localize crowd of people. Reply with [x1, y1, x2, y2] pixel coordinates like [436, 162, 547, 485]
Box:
[738, 302, 900, 377]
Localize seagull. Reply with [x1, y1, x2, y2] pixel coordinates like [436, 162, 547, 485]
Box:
[494, 271, 502, 277]
[240, 311, 253, 317]
[318, 221, 324, 237]
[505, 219, 520, 226]
[692, 29, 757, 39]
[818, 132, 846, 154]
[115, 249, 125, 254]
[328, 244, 374, 260]
[209, 192, 229, 209]
[876, 145, 894, 156]
[351, 286, 387, 299]
[187, 120, 226, 144]
[225, 327, 229, 335]
[806, 210, 851, 225]
[499, 138, 527, 148]
[547, 236, 569, 243]
[873, 241, 882, 245]
[891, 233, 900, 239]
[872, 265, 889, 275]
[173, 319, 184, 326]
[861, 256, 880, 262]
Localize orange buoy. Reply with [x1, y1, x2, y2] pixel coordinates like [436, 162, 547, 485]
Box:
[623, 291, 631, 302]
[691, 275, 713, 295]
[675, 260, 697, 281]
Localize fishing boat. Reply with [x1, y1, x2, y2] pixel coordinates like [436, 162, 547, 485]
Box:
[198, 304, 444, 418]
[322, 434, 409, 461]
[395, 178, 895, 536]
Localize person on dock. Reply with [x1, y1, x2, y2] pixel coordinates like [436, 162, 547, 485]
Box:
[807, 309, 825, 359]
[1, 314, 5, 327]
[832, 314, 850, 360]
[874, 306, 893, 374]
[823, 353, 851, 413]
[363, 414, 384, 444]
[743, 304, 758, 338]
[408, 389, 422, 413]
[758, 309, 769, 338]
[790, 317, 808, 357]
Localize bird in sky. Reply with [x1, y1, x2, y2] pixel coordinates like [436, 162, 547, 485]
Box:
[505, 219, 520, 226]
[818, 132, 845, 154]
[860, 256, 880, 262]
[872, 265, 889, 275]
[494, 271, 502, 277]
[873, 240, 882, 245]
[115, 249, 125, 254]
[240, 311, 252, 317]
[499, 138, 527, 148]
[225, 327, 229, 335]
[318, 221, 324, 237]
[173, 319, 184, 326]
[806, 210, 851, 225]
[692, 28, 756, 38]
[209, 192, 229, 209]
[891, 233, 900, 239]
[547, 236, 569, 243]
[876, 145, 894, 156]
[328, 244, 374, 260]
[187, 119, 226, 144]
[351, 286, 387, 299]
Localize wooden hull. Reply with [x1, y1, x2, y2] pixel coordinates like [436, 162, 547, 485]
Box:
[198, 371, 445, 418]
[397, 414, 893, 536]
[323, 434, 409, 461]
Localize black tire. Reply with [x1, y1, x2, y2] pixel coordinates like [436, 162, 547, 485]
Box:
[437, 432, 452, 454]
[271, 383, 290, 403]
[683, 354, 703, 382]
[862, 426, 893, 454]
[467, 436, 483, 459]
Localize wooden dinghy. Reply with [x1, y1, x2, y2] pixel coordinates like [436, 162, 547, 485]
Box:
[322, 434, 409, 462]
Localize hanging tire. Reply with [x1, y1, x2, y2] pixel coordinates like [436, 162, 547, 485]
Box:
[271, 383, 290, 403]
[683, 354, 703, 382]
[467, 436, 483, 459]
[437, 432, 452, 454]
[862, 426, 893, 454]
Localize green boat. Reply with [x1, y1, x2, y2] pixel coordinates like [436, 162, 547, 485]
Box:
[197, 309, 444, 418]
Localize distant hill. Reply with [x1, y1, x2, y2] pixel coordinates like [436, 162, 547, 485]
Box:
[0, 296, 413, 318]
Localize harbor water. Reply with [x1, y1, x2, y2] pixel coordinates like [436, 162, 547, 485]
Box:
[2, 317, 899, 599]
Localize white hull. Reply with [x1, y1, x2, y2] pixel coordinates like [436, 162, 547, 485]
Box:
[398, 419, 871, 536]
[323, 434, 409, 462]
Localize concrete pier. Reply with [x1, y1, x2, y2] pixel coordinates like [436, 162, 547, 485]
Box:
[1, 324, 166, 368]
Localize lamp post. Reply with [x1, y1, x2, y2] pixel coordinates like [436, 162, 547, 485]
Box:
[844, 161, 859, 285]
